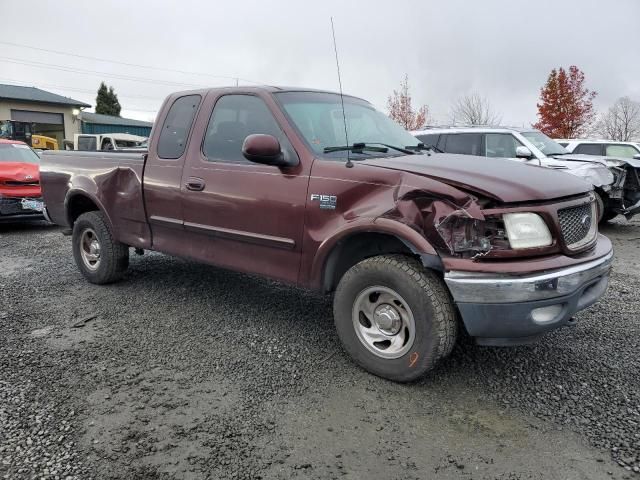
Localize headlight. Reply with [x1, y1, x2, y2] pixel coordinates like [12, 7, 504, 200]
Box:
[503, 213, 552, 249]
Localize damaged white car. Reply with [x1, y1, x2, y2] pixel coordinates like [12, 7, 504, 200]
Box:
[412, 126, 640, 222]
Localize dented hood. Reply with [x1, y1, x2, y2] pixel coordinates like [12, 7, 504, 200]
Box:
[0, 162, 40, 183]
[362, 153, 591, 203]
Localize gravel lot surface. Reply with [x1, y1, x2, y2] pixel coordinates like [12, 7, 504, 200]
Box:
[1, 217, 638, 479]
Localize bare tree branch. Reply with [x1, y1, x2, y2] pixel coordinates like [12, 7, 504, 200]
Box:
[450, 92, 502, 126]
[593, 97, 640, 141]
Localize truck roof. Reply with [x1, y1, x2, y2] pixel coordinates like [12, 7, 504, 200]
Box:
[164, 86, 368, 103]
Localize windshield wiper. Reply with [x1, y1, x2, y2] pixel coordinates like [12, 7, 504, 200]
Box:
[408, 142, 443, 153]
[362, 143, 415, 155]
[323, 142, 389, 154]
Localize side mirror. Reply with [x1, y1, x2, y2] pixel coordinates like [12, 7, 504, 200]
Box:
[515, 146, 533, 159]
[242, 134, 297, 167]
[633, 154, 640, 160]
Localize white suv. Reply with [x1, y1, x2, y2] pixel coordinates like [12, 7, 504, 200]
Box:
[557, 139, 640, 159]
[411, 126, 640, 222]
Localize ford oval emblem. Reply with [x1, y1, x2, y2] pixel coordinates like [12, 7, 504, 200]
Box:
[580, 214, 591, 229]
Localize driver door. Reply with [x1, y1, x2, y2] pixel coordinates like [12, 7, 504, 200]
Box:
[180, 92, 309, 284]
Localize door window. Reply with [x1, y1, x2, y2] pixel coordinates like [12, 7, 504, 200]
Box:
[101, 138, 114, 150]
[443, 133, 483, 155]
[605, 144, 639, 158]
[573, 143, 603, 155]
[157, 94, 201, 159]
[203, 95, 292, 163]
[485, 133, 523, 158]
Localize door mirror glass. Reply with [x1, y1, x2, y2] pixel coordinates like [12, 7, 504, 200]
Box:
[515, 146, 533, 158]
[242, 134, 296, 167]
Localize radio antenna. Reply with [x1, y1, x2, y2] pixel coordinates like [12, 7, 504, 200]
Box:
[330, 17, 353, 168]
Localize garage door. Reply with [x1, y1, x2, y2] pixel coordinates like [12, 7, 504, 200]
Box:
[11, 109, 64, 124]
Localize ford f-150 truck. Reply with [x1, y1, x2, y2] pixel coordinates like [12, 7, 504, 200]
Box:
[41, 87, 613, 382]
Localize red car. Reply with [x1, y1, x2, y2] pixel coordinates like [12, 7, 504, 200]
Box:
[0, 139, 44, 221]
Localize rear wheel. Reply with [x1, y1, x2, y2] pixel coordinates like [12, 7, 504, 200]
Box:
[333, 254, 457, 382]
[72, 211, 129, 284]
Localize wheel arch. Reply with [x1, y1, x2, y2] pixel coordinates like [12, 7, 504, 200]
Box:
[314, 219, 442, 293]
[65, 190, 114, 232]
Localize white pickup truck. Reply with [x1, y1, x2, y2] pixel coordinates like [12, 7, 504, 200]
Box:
[72, 133, 147, 152]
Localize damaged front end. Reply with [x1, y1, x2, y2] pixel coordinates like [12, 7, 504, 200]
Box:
[384, 189, 514, 260]
[605, 161, 640, 218]
[435, 209, 510, 259]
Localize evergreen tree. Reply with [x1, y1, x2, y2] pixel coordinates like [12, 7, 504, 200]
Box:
[95, 82, 122, 116]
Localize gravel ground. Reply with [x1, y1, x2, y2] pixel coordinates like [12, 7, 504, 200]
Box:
[0, 217, 638, 479]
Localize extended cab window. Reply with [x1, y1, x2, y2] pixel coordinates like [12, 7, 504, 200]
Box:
[573, 143, 603, 156]
[443, 133, 482, 155]
[157, 94, 201, 159]
[605, 144, 639, 158]
[203, 94, 291, 163]
[485, 133, 522, 158]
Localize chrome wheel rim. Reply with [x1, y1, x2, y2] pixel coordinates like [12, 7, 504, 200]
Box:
[80, 228, 101, 271]
[352, 286, 416, 359]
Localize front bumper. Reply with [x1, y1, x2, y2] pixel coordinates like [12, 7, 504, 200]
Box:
[444, 249, 613, 346]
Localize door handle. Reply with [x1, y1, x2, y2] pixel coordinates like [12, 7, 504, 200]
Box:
[185, 177, 205, 191]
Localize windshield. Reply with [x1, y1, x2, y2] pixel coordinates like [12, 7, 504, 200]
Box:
[0, 143, 40, 163]
[274, 91, 421, 159]
[521, 131, 568, 156]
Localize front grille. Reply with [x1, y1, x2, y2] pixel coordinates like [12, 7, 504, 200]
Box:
[558, 201, 597, 249]
[3, 180, 39, 186]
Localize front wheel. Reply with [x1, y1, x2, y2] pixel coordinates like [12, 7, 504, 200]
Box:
[72, 211, 129, 284]
[333, 255, 457, 382]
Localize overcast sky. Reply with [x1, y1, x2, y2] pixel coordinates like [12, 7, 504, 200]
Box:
[2, 0, 639, 125]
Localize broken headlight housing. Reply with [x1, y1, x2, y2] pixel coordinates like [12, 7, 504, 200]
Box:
[503, 213, 553, 249]
[436, 210, 552, 256]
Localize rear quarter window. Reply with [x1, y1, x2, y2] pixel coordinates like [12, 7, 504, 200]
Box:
[157, 94, 202, 159]
[77, 136, 97, 151]
[415, 133, 439, 148]
[573, 143, 603, 156]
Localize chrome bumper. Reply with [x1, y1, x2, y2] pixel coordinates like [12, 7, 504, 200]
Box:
[444, 250, 613, 304]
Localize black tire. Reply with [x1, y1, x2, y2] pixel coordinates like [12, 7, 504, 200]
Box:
[594, 191, 618, 223]
[72, 211, 129, 284]
[601, 209, 618, 223]
[333, 254, 457, 382]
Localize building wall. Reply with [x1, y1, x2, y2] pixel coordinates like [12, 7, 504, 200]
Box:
[0, 101, 81, 140]
[81, 122, 152, 137]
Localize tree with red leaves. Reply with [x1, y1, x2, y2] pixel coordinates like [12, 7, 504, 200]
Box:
[533, 66, 597, 138]
[387, 74, 429, 130]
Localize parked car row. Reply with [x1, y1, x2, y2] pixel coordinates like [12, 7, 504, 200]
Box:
[412, 126, 640, 222]
[39, 87, 614, 382]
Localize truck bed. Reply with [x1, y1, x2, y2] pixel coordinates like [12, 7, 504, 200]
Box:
[40, 150, 151, 248]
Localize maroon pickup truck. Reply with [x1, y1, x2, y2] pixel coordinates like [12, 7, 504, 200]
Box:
[41, 87, 613, 382]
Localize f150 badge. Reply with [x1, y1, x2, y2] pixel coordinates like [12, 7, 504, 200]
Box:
[310, 194, 337, 210]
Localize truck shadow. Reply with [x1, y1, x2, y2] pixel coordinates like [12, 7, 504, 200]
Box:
[0, 220, 59, 234]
